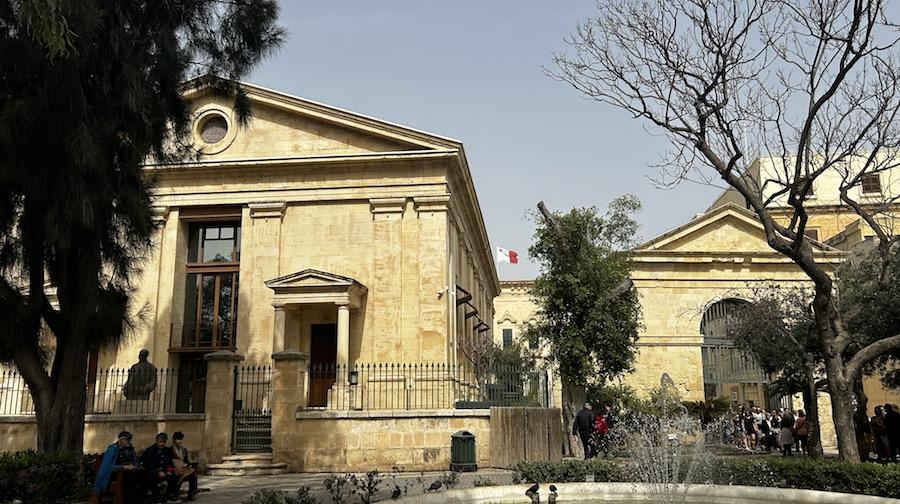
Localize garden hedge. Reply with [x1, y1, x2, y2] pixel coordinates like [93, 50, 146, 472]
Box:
[511, 456, 900, 499]
[0, 450, 96, 504]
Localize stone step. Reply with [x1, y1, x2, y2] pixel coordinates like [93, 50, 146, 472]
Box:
[207, 460, 285, 469]
[206, 463, 288, 477]
[221, 452, 274, 462]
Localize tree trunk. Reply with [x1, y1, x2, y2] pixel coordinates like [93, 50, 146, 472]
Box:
[802, 366, 824, 458]
[560, 374, 586, 458]
[36, 382, 87, 453]
[853, 378, 870, 463]
[824, 354, 860, 462]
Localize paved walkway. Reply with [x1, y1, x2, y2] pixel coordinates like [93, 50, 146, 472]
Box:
[194, 469, 515, 503]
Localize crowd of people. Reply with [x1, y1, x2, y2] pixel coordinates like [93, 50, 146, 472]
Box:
[734, 406, 810, 456]
[94, 431, 199, 503]
[858, 403, 900, 462]
[733, 403, 900, 462]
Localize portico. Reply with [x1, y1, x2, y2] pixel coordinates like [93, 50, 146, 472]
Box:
[265, 269, 367, 383]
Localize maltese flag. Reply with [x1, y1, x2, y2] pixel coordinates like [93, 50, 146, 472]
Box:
[497, 247, 519, 264]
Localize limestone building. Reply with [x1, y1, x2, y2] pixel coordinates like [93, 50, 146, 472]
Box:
[109, 77, 499, 374]
[492, 157, 900, 446]
[0, 80, 546, 472]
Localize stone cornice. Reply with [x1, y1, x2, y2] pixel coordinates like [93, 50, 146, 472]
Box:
[413, 194, 450, 213]
[631, 250, 844, 265]
[150, 205, 169, 223]
[248, 201, 286, 219]
[145, 149, 459, 171]
[448, 150, 500, 297]
[370, 197, 406, 214]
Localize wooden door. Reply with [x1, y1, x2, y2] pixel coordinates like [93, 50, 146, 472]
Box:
[308, 323, 337, 407]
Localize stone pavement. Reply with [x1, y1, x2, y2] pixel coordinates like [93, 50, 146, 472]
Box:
[194, 469, 515, 503]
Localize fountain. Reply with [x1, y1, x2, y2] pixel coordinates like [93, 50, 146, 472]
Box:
[392, 374, 894, 503]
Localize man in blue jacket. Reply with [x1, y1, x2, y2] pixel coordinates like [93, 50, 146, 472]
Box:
[94, 431, 143, 502]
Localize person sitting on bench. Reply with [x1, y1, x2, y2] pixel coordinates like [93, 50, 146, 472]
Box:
[170, 431, 198, 501]
[94, 431, 143, 502]
[140, 432, 178, 502]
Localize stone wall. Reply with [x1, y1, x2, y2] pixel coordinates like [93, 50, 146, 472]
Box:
[283, 410, 491, 472]
[0, 414, 206, 459]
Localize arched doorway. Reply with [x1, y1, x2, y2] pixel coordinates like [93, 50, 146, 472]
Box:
[700, 299, 769, 407]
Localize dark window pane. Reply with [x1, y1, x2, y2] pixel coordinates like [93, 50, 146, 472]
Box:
[235, 227, 241, 261]
[184, 273, 199, 325]
[862, 174, 882, 194]
[187, 224, 201, 263]
[199, 275, 216, 345]
[502, 328, 513, 349]
[218, 274, 234, 347]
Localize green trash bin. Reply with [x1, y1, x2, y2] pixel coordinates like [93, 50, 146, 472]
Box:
[450, 430, 477, 472]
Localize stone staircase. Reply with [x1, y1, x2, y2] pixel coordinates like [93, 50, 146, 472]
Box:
[206, 452, 288, 476]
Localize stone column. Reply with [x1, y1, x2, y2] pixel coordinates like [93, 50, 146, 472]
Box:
[202, 350, 243, 465]
[336, 304, 350, 384]
[272, 305, 287, 354]
[271, 350, 308, 471]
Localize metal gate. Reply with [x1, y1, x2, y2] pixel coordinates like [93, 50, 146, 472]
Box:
[232, 365, 272, 453]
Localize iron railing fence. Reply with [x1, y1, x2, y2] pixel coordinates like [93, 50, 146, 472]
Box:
[233, 365, 272, 412]
[90, 367, 207, 414]
[232, 365, 273, 453]
[0, 366, 207, 415]
[305, 363, 549, 411]
[0, 370, 35, 415]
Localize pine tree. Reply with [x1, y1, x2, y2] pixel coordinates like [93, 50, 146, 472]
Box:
[0, 0, 283, 453]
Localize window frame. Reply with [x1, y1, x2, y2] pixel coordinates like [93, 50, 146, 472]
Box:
[861, 173, 883, 195]
[502, 328, 513, 349]
[182, 219, 241, 350]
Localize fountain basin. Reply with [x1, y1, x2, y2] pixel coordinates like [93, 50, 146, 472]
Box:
[392, 482, 896, 503]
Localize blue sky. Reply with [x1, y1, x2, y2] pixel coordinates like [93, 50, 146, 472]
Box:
[249, 1, 719, 279]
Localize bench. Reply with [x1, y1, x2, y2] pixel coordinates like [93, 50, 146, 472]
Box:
[90, 457, 125, 504]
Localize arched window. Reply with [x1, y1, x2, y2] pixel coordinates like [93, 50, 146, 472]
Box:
[700, 299, 768, 402]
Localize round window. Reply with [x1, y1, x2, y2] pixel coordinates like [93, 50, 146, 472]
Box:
[199, 115, 228, 144]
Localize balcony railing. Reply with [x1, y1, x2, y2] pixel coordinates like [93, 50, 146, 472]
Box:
[0, 367, 207, 416]
[305, 363, 549, 411]
[170, 321, 237, 351]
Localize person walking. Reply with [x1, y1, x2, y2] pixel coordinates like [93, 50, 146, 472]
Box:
[779, 411, 794, 457]
[794, 411, 810, 455]
[594, 405, 611, 457]
[885, 404, 900, 462]
[572, 403, 596, 459]
[742, 410, 757, 452]
[751, 407, 764, 450]
[758, 412, 772, 452]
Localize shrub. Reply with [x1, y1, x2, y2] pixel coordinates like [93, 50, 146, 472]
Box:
[439, 470, 460, 489]
[242, 487, 318, 504]
[511, 458, 625, 484]
[716, 457, 900, 498]
[473, 477, 498, 487]
[0, 450, 88, 504]
[349, 470, 382, 504]
[323, 474, 351, 504]
[511, 456, 900, 499]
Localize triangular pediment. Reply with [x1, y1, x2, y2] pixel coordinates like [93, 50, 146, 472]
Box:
[265, 269, 366, 291]
[182, 78, 459, 161]
[637, 203, 832, 254]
